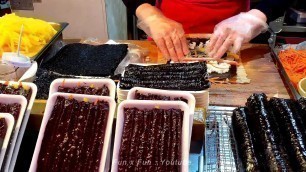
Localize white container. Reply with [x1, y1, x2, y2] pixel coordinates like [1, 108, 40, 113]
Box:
[127, 87, 196, 113]
[0, 94, 27, 172]
[0, 62, 17, 81]
[29, 92, 116, 172]
[49, 78, 116, 99]
[2, 52, 32, 81]
[117, 83, 209, 108]
[127, 87, 195, 143]
[0, 81, 38, 171]
[111, 100, 190, 172]
[0, 113, 15, 169]
[298, 78, 306, 98]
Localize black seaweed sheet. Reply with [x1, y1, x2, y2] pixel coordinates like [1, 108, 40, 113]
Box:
[34, 69, 74, 99]
[41, 43, 128, 76]
[35, 43, 128, 99]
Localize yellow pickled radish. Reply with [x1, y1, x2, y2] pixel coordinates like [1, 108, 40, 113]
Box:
[0, 13, 56, 58]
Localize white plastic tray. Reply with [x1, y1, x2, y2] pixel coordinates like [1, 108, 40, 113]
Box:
[118, 83, 209, 108]
[0, 113, 14, 170]
[0, 81, 38, 171]
[49, 78, 116, 99]
[111, 100, 190, 172]
[127, 87, 195, 143]
[127, 87, 195, 113]
[0, 94, 27, 172]
[29, 92, 116, 172]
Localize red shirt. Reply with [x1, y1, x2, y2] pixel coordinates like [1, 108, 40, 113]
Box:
[156, 0, 249, 33]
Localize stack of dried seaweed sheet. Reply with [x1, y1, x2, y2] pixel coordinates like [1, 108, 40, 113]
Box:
[35, 43, 128, 99]
[41, 43, 128, 76]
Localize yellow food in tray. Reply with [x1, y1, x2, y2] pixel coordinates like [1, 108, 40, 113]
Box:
[0, 13, 56, 58]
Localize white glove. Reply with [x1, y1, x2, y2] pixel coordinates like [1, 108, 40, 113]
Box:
[206, 9, 268, 59]
[137, 4, 189, 62]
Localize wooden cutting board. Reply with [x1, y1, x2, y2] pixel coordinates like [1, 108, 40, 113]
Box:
[209, 44, 290, 106]
[31, 41, 290, 114]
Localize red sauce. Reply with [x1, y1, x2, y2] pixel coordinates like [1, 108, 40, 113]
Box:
[0, 103, 21, 121]
[0, 119, 7, 139]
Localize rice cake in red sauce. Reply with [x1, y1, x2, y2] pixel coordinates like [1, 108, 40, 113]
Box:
[0, 118, 7, 139]
[135, 91, 188, 103]
[37, 96, 109, 172]
[57, 85, 109, 96]
[0, 83, 32, 102]
[0, 103, 21, 121]
[118, 107, 183, 172]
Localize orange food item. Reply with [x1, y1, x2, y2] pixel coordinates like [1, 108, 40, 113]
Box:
[279, 48, 306, 88]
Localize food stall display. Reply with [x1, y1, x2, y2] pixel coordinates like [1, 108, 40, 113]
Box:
[2, 9, 306, 172]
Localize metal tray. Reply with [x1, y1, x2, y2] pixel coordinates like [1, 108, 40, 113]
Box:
[270, 47, 302, 100]
[268, 17, 303, 100]
[33, 22, 68, 63]
[189, 106, 241, 172]
[204, 106, 242, 172]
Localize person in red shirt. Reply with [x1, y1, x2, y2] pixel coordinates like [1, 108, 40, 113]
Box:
[123, 0, 289, 62]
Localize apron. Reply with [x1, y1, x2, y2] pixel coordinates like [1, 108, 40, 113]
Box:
[156, 0, 250, 33]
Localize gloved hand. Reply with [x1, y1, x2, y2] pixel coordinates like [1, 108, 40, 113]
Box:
[206, 9, 268, 59]
[136, 4, 189, 62]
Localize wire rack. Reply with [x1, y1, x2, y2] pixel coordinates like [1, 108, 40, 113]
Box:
[204, 106, 242, 172]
